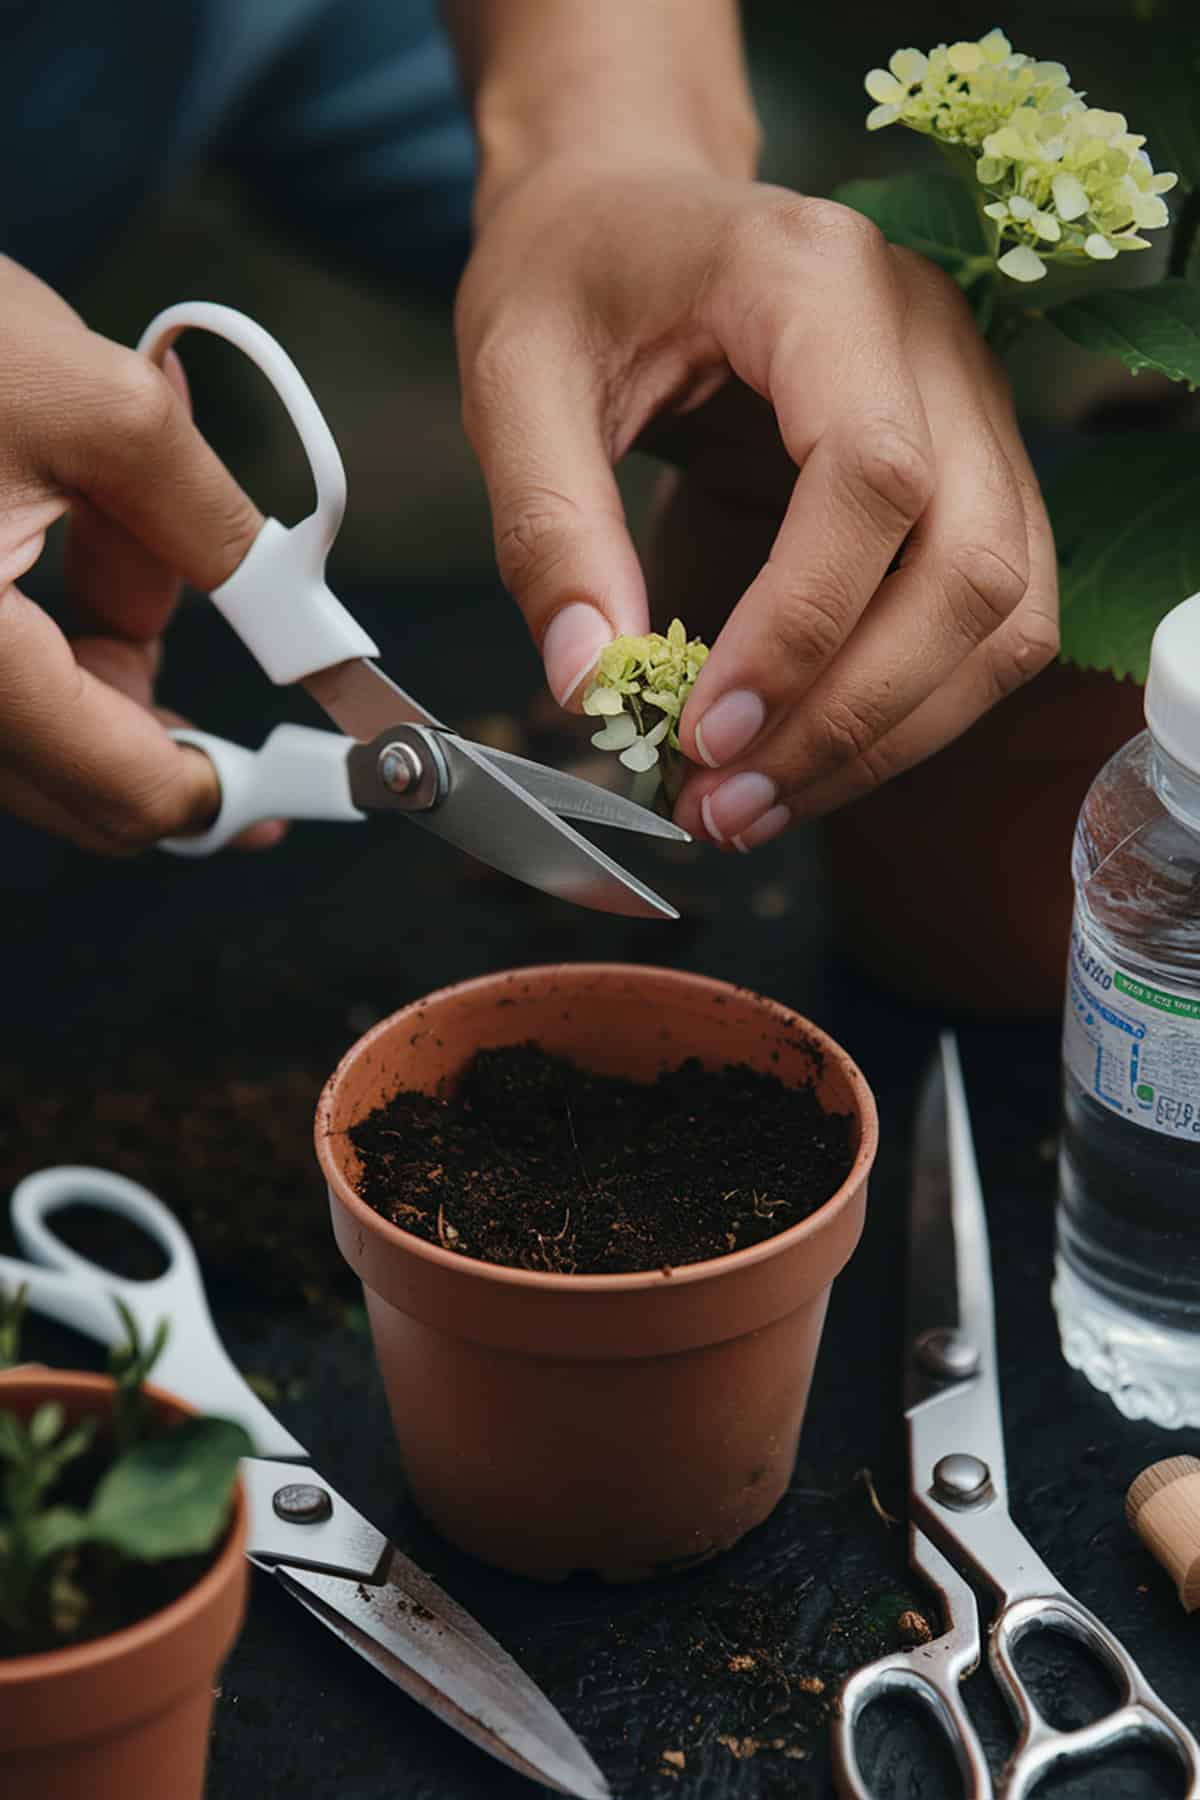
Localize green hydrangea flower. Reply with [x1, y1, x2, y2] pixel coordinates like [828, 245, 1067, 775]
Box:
[864, 27, 1177, 281]
[581, 620, 708, 796]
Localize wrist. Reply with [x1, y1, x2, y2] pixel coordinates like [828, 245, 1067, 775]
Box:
[473, 105, 760, 230]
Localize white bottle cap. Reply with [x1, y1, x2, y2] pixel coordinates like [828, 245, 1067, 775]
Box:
[1145, 592, 1200, 777]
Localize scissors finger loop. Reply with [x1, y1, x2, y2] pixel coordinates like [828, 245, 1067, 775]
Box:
[11, 1166, 202, 1305]
[834, 1653, 994, 1799]
[993, 1594, 1200, 1798]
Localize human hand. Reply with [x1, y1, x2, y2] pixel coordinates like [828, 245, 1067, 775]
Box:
[0, 258, 270, 852]
[455, 166, 1058, 850]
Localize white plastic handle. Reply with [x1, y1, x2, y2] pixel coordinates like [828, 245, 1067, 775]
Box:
[137, 301, 378, 684]
[162, 723, 364, 856]
[7, 1166, 306, 1458]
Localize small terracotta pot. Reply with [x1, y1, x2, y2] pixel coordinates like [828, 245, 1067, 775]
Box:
[823, 662, 1145, 1017]
[317, 964, 877, 1582]
[0, 1372, 247, 1800]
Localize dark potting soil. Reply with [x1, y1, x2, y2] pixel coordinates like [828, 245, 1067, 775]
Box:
[349, 1044, 855, 1274]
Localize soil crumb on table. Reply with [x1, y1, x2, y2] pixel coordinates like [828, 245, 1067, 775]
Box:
[349, 1043, 854, 1273]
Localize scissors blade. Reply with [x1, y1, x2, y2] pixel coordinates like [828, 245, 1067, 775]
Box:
[386, 732, 679, 919]
[465, 742, 690, 842]
[306, 660, 687, 843]
[260, 1549, 610, 1800]
[906, 1034, 1006, 1497]
[303, 657, 445, 737]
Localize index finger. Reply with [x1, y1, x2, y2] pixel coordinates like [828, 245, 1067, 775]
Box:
[678, 207, 934, 771]
[0, 584, 220, 853]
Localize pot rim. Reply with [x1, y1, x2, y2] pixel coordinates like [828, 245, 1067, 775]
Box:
[316, 961, 878, 1294]
[0, 1370, 246, 1687]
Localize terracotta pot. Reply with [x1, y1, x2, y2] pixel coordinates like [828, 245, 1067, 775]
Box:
[0, 1372, 247, 1800]
[822, 662, 1145, 1017]
[317, 963, 877, 1582]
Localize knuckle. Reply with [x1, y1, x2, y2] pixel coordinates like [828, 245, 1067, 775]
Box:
[849, 424, 934, 530]
[984, 614, 1060, 702]
[92, 770, 189, 856]
[815, 693, 888, 771]
[806, 198, 888, 264]
[766, 579, 848, 671]
[105, 353, 178, 446]
[943, 541, 1030, 644]
[492, 487, 579, 595]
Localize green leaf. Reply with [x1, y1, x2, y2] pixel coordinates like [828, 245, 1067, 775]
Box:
[1047, 437, 1200, 680]
[0, 1282, 27, 1369]
[0, 1410, 29, 1464]
[26, 1505, 89, 1564]
[29, 1404, 64, 1451]
[86, 1417, 250, 1561]
[1047, 281, 1200, 387]
[832, 172, 989, 276]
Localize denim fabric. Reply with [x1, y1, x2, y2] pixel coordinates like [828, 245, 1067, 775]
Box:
[4, 0, 474, 295]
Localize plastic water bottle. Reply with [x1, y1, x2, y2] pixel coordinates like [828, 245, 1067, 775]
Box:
[1054, 592, 1200, 1428]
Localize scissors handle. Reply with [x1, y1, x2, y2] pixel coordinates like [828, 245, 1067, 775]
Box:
[990, 1589, 1200, 1799]
[136, 302, 377, 689]
[162, 724, 363, 855]
[833, 1529, 994, 1799]
[6, 1166, 306, 1459]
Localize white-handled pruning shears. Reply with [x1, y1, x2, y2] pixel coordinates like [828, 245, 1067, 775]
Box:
[0, 1165, 610, 1797]
[138, 302, 688, 920]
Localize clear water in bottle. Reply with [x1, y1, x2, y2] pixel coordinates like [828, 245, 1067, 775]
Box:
[1055, 700, 1200, 1427]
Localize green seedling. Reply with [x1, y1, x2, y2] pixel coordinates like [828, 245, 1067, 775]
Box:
[0, 1291, 250, 1651]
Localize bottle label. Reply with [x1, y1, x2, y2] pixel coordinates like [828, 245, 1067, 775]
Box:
[1064, 915, 1200, 1139]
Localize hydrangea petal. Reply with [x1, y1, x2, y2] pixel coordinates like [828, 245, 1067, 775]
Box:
[864, 68, 904, 103]
[619, 740, 661, 773]
[591, 716, 639, 751]
[866, 103, 900, 131]
[1052, 172, 1089, 220]
[947, 41, 983, 73]
[1084, 233, 1118, 259]
[582, 687, 625, 717]
[997, 245, 1047, 282]
[889, 48, 928, 84]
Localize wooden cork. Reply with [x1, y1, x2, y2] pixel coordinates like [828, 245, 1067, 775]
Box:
[1126, 1456, 1200, 1612]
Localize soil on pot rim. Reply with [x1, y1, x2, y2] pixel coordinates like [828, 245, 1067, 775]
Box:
[348, 1043, 855, 1274]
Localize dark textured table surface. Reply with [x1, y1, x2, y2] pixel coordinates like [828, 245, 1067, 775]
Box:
[2, 582, 1195, 1799]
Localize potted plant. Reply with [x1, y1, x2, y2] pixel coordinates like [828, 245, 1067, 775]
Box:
[316, 963, 877, 1583]
[822, 22, 1200, 1015]
[0, 1294, 250, 1800]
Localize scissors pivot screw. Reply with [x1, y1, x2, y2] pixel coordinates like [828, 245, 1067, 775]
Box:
[378, 742, 423, 796]
[931, 1453, 993, 1510]
[273, 1482, 334, 1525]
[915, 1327, 980, 1382]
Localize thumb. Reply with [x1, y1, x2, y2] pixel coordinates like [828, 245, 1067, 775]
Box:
[463, 348, 649, 706]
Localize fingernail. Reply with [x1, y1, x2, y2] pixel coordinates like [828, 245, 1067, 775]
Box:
[732, 804, 790, 854]
[693, 690, 766, 769]
[543, 603, 613, 705]
[700, 772, 778, 845]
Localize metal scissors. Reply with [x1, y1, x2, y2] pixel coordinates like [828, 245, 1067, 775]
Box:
[0, 1164, 610, 1800]
[833, 1034, 1200, 1799]
[135, 301, 688, 920]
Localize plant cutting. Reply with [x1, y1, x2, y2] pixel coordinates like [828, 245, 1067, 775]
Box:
[581, 618, 708, 809]
[0, 1301, 250, 1800]
[823, 21, 1200, 1014]
[317, 964, 877, 1583]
